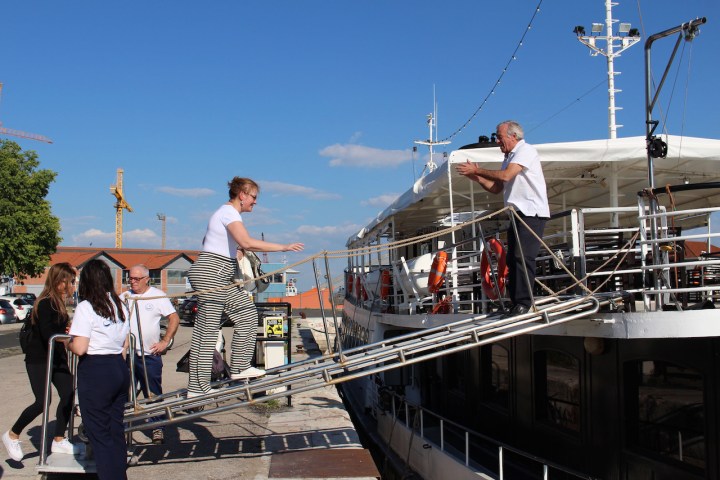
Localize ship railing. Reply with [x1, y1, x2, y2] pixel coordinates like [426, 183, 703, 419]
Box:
[381, 390, 598, 479]
[637, 183, 720, 310]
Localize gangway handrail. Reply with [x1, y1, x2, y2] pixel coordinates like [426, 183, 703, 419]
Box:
[124, 295, 602, 431]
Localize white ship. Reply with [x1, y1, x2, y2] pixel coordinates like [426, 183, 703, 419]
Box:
[339, 17, 719, 480]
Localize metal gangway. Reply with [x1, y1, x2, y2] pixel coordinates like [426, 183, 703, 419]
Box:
[123, 294, 602, 432]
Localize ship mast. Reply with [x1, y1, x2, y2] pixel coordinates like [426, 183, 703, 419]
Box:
[414, 90, 450, 176]
[573, 0, 641, 139]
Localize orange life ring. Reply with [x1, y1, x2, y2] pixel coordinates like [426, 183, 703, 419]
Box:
[428, 251, 448, 294]
[431, 296, 452, 314]
[380, 270, 392, 300]
[480, 238, 508, 300]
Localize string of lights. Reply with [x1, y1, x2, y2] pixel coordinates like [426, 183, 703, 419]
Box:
[439, 0, 544, 143]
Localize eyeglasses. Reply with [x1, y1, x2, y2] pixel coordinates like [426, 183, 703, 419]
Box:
[245, 192, 257, 200]
[129, 276, 148, 282]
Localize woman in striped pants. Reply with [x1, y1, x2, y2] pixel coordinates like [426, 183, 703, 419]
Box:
[187, 177, 304, 397]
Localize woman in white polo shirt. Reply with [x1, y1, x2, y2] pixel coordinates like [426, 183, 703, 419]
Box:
[68, 260, 130, 480]
[186, 177, 303, 398]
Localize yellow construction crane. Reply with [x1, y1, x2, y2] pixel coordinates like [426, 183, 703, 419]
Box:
[110, 168, 133, 248]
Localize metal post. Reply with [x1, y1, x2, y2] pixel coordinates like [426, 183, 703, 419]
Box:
[130, 300, 152, 400]
[323, 252, 343, 354]
[39, 335, 68, 466]
[499, 446, 504, 480]
[311, 258, 335, 357]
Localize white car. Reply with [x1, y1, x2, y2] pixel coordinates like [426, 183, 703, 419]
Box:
[0, 296, 33, 321]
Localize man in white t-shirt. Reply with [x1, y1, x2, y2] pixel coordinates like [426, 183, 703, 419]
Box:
[121, 264, 180, 444]
[456, 120, 550, 316]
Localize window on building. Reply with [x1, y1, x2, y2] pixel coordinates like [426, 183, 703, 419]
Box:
[481, 344, 510, 410]
[166, 269, 187, 285]
[535, 350, 580, 432]
[626, 360, 705, 471]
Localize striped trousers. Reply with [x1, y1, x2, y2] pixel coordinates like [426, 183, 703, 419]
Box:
[187, 252, 258, 394]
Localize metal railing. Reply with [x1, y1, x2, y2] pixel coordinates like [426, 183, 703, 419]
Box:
[382, 390, 599, 480]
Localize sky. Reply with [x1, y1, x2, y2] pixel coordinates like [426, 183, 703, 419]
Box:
[1, 0, 718, 290]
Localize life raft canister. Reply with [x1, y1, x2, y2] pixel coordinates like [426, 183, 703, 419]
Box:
[481, 238, 508, 300]
[428, 251, 448, 294]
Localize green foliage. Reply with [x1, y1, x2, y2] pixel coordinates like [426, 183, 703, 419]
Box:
[0, 140, 61, 278]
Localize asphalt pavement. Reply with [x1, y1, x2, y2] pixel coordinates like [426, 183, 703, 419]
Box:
[0, 317, 380, 480]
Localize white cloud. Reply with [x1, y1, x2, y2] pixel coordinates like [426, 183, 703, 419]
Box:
[361, 193, 400, 208]
[295, 224, 362, 236]
[319, 144, 412, 168]
[348, 131, 363, 143]
[260, 181, 341, 200]
[72, 228, 115, 247]
[125, 229, 159, 244]
[157, 186, 216, 198]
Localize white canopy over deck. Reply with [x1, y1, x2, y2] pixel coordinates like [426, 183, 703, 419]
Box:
[349, 135, 720, 246]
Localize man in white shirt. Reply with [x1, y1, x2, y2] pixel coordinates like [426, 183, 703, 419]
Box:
[121, 264, 180, 444]
[456, 120, 550, 316]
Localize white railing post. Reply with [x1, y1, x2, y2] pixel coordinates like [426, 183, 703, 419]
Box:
[499, 446, 504, 480]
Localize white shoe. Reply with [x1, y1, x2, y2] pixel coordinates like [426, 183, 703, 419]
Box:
[51, 437, 83, 455]
[2, 431, 23, 461]
[230, 367, 266, 380]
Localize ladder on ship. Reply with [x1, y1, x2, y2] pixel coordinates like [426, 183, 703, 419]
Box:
[124, 294, 602, 431]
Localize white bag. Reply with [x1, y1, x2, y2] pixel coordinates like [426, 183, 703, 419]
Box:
[237, 250, 270, 293]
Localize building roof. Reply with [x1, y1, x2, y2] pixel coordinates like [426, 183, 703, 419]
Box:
[51, 247, 200, 269]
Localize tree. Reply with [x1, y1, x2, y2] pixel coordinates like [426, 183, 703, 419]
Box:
[0, 140, 61, 278]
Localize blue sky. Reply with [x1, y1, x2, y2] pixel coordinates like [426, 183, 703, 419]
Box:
[1, 0, 718, 289]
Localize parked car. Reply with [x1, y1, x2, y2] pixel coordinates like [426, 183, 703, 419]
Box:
[180, 296, 232, 326]
[0, 296, 32, 321]
[4, 292, 37, 303]
[0, 299, 17, 324]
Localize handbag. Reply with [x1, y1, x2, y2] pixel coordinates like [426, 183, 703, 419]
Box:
[19, 318, 34, 354]
[238, 250, 271, 293]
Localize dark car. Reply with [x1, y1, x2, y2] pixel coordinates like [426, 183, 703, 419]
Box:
[180, 296, 232, 326]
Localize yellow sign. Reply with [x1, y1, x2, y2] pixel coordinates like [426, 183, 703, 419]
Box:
[264, 316, 285, 337]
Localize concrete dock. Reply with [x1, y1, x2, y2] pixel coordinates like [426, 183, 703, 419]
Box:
[0, 316, 379, 480]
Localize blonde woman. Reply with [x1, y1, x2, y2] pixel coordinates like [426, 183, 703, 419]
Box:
[187, 177, 303, 397]
[2, 263, 81, 462]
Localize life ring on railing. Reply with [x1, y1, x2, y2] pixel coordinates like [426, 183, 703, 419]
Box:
[428, 251, 448, 294]
[431, 296, 453, 314]
[481, 238, 508, 300]
[380, 270, 392, 300]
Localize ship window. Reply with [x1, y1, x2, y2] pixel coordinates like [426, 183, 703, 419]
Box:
[534, 350, 580, 432]
[481, 344, 509, 409]
[626, 360, 705, 471]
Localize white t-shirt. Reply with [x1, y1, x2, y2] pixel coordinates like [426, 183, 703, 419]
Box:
[202, 204, 243, 258]
[501, 139, 550, 218]
[69, 298, 130, 355]
[121, 287, 176, 355]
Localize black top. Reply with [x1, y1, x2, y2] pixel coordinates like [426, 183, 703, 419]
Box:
[25, 298, 69, 367]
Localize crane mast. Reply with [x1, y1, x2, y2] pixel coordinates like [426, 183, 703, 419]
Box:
[110, 168, 133, 248]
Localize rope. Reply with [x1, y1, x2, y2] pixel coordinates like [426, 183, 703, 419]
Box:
[126, 204, 641, 309]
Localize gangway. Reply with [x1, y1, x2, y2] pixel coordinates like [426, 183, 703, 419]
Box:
[123, 294, 602, 431]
